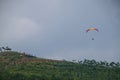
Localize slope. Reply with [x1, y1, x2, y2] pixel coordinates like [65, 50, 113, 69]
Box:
[0, 51, 120, 80]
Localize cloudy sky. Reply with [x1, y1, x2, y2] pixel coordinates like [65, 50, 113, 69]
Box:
[0, 0, 120, 62]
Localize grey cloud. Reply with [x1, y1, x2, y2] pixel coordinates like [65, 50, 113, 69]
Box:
[0, 0, 120, 62]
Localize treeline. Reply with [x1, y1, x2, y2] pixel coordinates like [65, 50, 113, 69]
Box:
[77, 59, 120, 68]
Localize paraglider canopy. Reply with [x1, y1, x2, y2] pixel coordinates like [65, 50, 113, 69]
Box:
[86, 27, 99, 32]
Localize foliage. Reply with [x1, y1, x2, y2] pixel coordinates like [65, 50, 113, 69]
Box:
[0, 51, 120, 80]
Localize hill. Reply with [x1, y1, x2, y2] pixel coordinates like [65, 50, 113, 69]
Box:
[0, 51, 120, 80]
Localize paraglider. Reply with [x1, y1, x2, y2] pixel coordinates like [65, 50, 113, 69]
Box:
[92, 38, 94, 40]
[86, 27, 99, 40]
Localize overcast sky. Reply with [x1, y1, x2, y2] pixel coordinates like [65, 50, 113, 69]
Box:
[0, 0, 120, 62]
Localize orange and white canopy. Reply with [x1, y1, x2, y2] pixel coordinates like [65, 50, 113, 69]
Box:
[86, 28, 99, 32]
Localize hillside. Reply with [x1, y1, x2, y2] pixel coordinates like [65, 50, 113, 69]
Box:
[0, 51, 120, 80]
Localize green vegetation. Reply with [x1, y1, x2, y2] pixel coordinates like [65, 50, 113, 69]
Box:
[0, 51, 120, 80]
